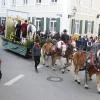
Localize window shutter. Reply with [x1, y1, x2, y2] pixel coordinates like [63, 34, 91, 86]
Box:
[79, 20, 83, 34]
[36, 18, 38, 31]
[56, 18, 60, 32]
[85, 20, 88, 33]
[71, 19, 75, 34]
[0, 17, 1, 24]
[91, 21, 94, 34]
[41, 17, 44, 32]
[46, 18, 50, 31]
[32, 17, 35, 25]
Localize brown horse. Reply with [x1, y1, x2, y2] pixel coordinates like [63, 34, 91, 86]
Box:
[86, 50, 100, 93]
[73, 50, 100, 93]
[41, 40, 67, 70]
[73, 51, 87, 84]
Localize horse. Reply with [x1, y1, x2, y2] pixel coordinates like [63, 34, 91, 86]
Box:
[41, 40, 67, 70]
[72, 51, 87, 84]
[87, 50, 100, 93]
[60, 43, 74, 73]
[72, 49, 100, 93]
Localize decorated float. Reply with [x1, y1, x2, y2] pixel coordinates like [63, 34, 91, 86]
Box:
[2, 10, 34, 57]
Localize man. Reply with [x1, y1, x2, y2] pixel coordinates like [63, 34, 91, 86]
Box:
[61, 29, 70, 44]
[15, 20, 21, 41]
[21, 20, 28, 43]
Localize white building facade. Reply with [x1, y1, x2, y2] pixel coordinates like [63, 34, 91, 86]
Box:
[0, 0, 100, 37]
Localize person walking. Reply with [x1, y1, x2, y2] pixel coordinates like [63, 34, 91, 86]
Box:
[32, 41, 41, 72]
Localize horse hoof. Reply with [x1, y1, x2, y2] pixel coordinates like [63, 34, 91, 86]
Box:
[84, 84, 88, 89]
[75, 80, 77, 82]
[61, 71, 65, 74]
[46, 65, 49, 67]
[52, 68, 56, 71]
[77, 81, 80, 84]
[85, 86, 89, 89]
[98, 91, 100, 94]
[67, 69, 70, 71]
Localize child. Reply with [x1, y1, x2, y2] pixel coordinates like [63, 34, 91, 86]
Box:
[32, 41, 41, 72]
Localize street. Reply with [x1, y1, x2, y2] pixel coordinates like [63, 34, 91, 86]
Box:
[0, 38, 100, 100]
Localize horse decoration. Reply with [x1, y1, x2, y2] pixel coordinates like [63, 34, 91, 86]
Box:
[72, 48, 100, 93]
[41, 39, 67, 71]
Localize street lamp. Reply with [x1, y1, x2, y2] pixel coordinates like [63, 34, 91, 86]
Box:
[97, 14, 100, 38]
[68, 7, 77, 18]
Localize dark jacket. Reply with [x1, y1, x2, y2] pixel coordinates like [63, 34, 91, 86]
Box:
[32, 44, 41, 56]
[61, 34, 69, 43]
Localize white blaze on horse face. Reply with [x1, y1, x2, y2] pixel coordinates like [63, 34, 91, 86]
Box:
[61, 44, 67, 55]
[57, 40, 64, 49]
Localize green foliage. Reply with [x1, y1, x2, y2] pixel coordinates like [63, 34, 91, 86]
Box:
[23, 39, 34, 49]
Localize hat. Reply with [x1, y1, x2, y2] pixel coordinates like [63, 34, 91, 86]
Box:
[63, 29, 67, 33]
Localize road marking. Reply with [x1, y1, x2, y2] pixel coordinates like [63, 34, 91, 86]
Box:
[4, 74, 24, 86]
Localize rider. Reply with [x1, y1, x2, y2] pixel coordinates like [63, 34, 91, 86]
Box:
[61, 29, 70, 45]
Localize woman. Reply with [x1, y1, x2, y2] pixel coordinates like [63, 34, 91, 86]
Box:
[32, 41, 41, 72]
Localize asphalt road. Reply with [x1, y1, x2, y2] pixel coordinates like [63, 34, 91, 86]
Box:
[0, 38, 100, 100]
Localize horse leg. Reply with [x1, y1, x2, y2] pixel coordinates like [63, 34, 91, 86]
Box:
[74, 66, 80, 84]
[75, 67, 81, 84]
[65, 57, 70, 71]
[96, 73, 100, 93]
[51, 56, 56, 70]
[84, 66, 89, 89]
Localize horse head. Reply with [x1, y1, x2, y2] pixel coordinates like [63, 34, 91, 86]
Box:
[96, 50, 100, 68]
[56, 40, 67, 56]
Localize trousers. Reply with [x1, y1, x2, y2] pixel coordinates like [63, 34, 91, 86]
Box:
[34, 56, 40, 69]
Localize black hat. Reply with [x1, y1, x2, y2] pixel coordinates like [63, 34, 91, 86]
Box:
[63, 29, 67, 32]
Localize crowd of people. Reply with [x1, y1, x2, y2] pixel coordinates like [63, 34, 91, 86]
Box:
[0, 23, 5, 36]
[15, 20, 36, 43]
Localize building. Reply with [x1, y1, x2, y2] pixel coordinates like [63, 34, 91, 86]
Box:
[0, 0, 100, 37]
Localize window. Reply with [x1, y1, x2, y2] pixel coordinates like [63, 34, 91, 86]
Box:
[51, 0, 57, 2]
[36, 19, 41, 31]
[12, 0, 16, 6]
[2, 0, 5, 6]
[74, 20, 80, 34]
[80, 0, 92, 8]
[23, 0, 28, 5]
[36, 0, 41, 3]
[50, 18, 56, 32]
[87, 22, 92, 33]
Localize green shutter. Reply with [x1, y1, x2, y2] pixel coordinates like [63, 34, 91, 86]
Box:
[32, 17, 35, 25]
[91, 21, 94, 34]
[71, 19, 75, 34]
[79, 20, 83, 34]
[46, 18, 50, 31]
[36, 18, 38, 31]
[85, 20, 88, 33]
[56, 18, 60, 32]
[41, 17, 44, 32]
[0, 17, 1, 24]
